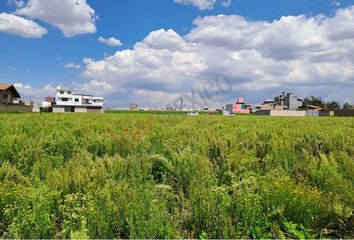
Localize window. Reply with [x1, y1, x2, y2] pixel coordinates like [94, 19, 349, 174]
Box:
[75, 98, 79, 102]
[3, 94, 7, 99]
[67, 91, 72, 94]
[61, 98, 68, 102]
[60, 91, 64, 94]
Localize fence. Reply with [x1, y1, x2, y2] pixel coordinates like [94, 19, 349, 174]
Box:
[334, 109, 354, 117]
[256, 110, 331, 117]
[0, 104, 32, 113]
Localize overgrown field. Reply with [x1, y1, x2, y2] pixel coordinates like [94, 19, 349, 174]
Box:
[0, 113, 353, 239]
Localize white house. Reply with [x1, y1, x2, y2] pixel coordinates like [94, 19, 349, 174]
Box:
[53, 85, 104, 113]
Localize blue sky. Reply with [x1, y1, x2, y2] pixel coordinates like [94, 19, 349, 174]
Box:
[1, 0, 354, 107]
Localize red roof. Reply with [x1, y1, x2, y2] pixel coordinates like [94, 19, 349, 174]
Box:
[0, 84, 12, 90]
[305, 104, 323, 110]
[0, 84, 21, 98]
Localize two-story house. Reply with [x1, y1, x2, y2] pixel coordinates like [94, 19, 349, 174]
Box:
[0, 84, 21, 105]
[226, 98, 251, 114]
[53, 85, 104, 113]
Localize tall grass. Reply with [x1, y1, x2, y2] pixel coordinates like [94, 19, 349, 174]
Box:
[0, 113, 353, 238]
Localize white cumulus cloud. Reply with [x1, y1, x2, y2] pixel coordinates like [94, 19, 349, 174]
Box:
[84, 29, 206, 93]
[98, 36, 123, 46]
[81, 5, 354, 107]
[14, 83, 56, 101]
[174, 0, 216, 10]
[0, 12, 47, 38]
[174, 0, 231, 10]
[64, 62, 81, 69]
[15, 0, 97, 37]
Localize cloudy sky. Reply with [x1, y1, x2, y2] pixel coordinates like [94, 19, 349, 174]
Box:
[1, 0, 354, 108]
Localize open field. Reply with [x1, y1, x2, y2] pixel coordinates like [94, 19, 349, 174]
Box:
[0, 113, 353, 238]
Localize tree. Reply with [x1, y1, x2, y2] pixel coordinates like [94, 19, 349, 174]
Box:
[343, 102, 353, 109]
[303, 96, 325, 107]
[325, 101, 340, 111]
[303, 97, 341, 110]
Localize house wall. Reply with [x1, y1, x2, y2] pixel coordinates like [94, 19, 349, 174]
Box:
[271, 110, 307, 117]
[307, 110, 319, 117]
[0, 104, 32, 113]
[0, 90, 14, 104]
[284, 94, 290, 109]
[234, 106, 250, 114]
[53, 106, 65, 113]
[33, 106, 41, 113]
[226, 104, 233, 113]
[274, 105, 287, 110]
[256, 110, 307, 117]
[56, 90, 103, 107]
[87, 107, 103, 113]
[227, 99, 251, 114]
[285, 93, 302, 110]
[256, 110, 331, 117]
[75, 107, 87, 113]
[260, 105, 273, 111]
[53, 106, 103, 113]
[319, 111, 331, 116]
[256, 110, 271, 116]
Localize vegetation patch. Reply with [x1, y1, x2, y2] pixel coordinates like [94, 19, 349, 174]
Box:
[0, 113, 353, 238]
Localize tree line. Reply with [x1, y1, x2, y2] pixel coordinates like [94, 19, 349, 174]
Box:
[303, 96, 354, 110]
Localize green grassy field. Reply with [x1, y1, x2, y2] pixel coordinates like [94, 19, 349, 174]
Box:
[0, 113, 353, 239]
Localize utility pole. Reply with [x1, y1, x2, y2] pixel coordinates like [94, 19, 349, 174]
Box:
[180, 96, 183, 111]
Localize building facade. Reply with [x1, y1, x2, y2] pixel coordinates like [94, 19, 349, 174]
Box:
[256, 110, 307, 117]
[130, 103, 138, 110]
[275, 92, 303, 110]
[259, 92, 303, 111]
[256, 109, 331, 117]
[226, 98, 251, 114]
[0, 83, 33, 112]
[53, 85, 104, 113]
[0, 84, 21, 105]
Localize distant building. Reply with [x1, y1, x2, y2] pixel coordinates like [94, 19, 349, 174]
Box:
[43, 96, 55, 110]
[259, 92, 303, 111]
[0, 83, 21, 105]
[53, 85, 104, 113]
[226, 98, 251, 114]
[275, 92, 303, 110]
[203, 107, 218, 112]
[41, 102, 51, 108]
[256, 110, 331, 117]
[0, 83, 32, 112]
[33, 96, 56, 113]
[130, 103, 139, 110]
[45, 97, 56, 105]
[260, 99, 275, 111]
